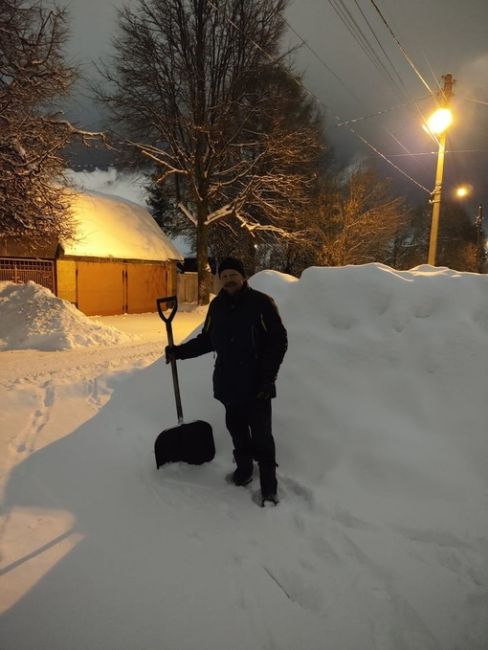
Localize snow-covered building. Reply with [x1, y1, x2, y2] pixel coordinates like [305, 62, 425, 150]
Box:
[0, 190, 183, 316]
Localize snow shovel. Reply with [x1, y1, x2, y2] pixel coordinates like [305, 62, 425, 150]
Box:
[154, 295, 215, 468]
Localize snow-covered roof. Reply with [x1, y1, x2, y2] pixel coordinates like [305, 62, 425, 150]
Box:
[62, 190, 183, 262]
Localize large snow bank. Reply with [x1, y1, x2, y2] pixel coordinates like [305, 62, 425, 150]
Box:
[253, 265, 488, 526]
[0, 282, 133, 351]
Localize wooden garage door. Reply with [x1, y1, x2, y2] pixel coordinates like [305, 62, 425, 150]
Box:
[127, 264, 167, 313]
[77, 261, 125, 316]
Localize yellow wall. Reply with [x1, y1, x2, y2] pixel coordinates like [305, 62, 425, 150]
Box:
[77, 260, 125, 316]
[56, 259, 77, 304]
[56, 259, 177, 315]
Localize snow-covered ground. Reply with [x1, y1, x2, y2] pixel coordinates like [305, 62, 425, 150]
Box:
[1, 265, 488, 650]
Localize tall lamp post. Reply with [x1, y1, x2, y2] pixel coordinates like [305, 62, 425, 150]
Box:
[454, 186, 484, 273]
[476, 203, 484, 273]
[425, 74, 455, 266]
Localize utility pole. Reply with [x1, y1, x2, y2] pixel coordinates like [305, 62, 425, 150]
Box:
[476, 203, 484, 273]
[427, 73, 455, 266]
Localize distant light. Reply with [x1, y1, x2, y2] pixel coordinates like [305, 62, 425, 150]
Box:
[455, 186, 469, 198]
[424, 108, 453, 135]
[453, 184, 473, 200]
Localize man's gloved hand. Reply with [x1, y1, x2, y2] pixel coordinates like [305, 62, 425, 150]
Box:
[256, 380, 274, 400]
[165, 345, 179, 364]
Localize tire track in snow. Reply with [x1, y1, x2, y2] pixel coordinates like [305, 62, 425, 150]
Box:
[0, 341, 163, 391]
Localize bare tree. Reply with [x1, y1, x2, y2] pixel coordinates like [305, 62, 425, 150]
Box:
[148, 58, 327, 277]
[0, 0, 101, 248]
[97, 0, 322, 303]
[395, 201, 478, 272]
[321, 165, 411, 267]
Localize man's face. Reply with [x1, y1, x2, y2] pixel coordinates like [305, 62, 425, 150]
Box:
[220, 269, 245, 294]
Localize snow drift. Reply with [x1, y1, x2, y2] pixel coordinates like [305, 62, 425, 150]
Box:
[0, 281, 132, 351]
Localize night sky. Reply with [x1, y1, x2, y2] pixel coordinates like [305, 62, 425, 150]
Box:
[64, 0, 488, 208]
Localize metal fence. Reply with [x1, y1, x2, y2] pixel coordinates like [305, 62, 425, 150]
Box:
[0, 258, 55, 293]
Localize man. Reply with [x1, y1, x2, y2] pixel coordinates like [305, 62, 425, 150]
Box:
[165, 257, 288, 506]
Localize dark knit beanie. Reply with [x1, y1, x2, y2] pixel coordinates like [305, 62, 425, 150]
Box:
[218, 257, 246, 277]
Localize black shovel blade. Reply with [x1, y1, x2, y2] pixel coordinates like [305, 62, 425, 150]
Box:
[154, 420, 215, 468]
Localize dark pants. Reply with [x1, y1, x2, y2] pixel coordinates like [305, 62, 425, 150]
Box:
[225, 399, 277, 494]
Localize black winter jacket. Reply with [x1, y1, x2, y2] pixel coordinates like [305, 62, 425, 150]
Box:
[176, 284, 288, 404]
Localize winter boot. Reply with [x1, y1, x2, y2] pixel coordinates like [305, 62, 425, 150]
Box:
[259, 462, 278, 503]
[227, 450, 253, 487]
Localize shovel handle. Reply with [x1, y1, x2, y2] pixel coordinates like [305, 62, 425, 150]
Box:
[156, 295, 183, 423]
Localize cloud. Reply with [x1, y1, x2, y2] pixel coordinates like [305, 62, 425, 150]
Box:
[457, 53, 488, 100]
[65, 167, 149, 207]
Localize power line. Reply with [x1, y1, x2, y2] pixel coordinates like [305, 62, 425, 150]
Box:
[352, 0, 406, 90]
[369, 149, 488, 158]
[346, 0, 434, 130]
[327, 0, 402, 90]
[285, 5, 434, 169]
[285, 10, 430, 129]
[385, 128, 412, 154]
[367, 0, 436, 98]
[283, 18, 364, 106]
[284, 14, 431, 190]
[421, 51, 443, 95]
[207, 0, 430, 194]
[334, 96, 430, 127]
[346, 127, 430, 192]
[460, 96, 488, 107]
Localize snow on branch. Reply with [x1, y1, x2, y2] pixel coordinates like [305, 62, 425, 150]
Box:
[177, 202, 197, 225]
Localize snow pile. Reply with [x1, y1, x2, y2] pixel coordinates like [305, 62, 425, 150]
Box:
[1, 264, 488, 650]
[251, 268, 298, 304]
[255, 265, 488, 521]
[0, 282, 133, 351]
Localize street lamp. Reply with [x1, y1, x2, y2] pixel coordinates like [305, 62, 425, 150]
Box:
[455, 185, 469, 199]
[425, 108, 453, 136]
[425, 107, 453, 266]
[424, 73, 455, 266]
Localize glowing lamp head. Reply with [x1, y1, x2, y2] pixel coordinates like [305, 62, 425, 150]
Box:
[455, 186, 469, 198]
[425, 108, 453, 135]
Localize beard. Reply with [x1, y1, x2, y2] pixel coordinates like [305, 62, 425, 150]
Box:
[224, 282, 239, 293]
